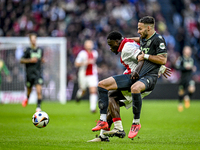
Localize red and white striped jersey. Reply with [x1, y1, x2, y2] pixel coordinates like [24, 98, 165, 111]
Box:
[117, 38, 141, 74]
[75, 50, 98, 76]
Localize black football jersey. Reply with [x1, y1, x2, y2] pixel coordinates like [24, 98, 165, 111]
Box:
[176, 56, 194, 81]
[139, 32, 167, 77]
[22, 47, 44, 77]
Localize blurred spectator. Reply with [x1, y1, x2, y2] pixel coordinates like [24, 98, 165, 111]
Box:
[0, 0, 200, 83]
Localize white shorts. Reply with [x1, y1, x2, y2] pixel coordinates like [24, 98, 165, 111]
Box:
[78, 74, 98, 90]
[120, 90, 152, 109]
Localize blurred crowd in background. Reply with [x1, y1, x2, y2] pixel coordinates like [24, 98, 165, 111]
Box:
[0, 0, 200, 84]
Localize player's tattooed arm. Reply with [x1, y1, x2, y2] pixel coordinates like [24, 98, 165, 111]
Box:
[161, 53, 167, 58]
[153, 53, 167, 65]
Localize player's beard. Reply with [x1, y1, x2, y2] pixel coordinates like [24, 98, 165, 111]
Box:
[141, 30, 148, 39]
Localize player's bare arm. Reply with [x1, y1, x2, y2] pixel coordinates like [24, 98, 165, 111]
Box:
[138, 52, 167, 65]
[131, 60, 144, 80]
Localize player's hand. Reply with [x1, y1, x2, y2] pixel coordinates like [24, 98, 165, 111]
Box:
[29, 57, 38, 63]
[161, 67, 171, 78]
[137, 51, 145, 62]
[131, 71, 139, 80]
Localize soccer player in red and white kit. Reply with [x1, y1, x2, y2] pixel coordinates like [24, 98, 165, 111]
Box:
[91, 31, 144, 133]
[75, 40, 98, 113]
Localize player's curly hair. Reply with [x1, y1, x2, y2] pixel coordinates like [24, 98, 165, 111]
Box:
[139, 16, 155, 25]
[107, 31, 123, 40]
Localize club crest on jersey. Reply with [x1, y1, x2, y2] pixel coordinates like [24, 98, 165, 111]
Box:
[147, 40, 151, 46]
[159, 43, 165, 49]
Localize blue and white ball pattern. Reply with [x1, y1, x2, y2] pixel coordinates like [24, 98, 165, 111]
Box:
[32, 111, 49, 128]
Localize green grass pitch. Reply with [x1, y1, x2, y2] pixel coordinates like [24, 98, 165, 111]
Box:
[0, 100, 200, 150]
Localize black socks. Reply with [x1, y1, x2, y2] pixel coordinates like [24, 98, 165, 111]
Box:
[98, 87, 109, 114]
[132, 93, 142, 119]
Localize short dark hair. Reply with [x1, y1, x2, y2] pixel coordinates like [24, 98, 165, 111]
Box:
[107, 31, 122, 40]
[139, 16, 155, 25]
[28, 32, 37, 38]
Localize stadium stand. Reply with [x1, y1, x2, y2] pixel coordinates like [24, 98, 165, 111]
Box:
[0, 0, 200, 99]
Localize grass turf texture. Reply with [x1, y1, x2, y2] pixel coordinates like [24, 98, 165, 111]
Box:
[0, 100, 200, 150]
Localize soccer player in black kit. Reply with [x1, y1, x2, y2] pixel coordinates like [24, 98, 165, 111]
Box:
[92, 16, 168, 139]
[176, 46, 196, 112]
[20, 33, 44, 112]
[127, 16, 168, 138]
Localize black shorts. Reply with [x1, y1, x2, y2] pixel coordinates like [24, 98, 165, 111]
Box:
[179, 79, 195, 90]
[112, 74, 157, 92]
[138, 75, 157, 92]
[112, 74, 133, 91]
[26, 75, 43, 88]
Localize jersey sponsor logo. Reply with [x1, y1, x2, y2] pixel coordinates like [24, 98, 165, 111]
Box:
[31, 49, 42, 59]
[140, 47, 150, 53]
[159, 43, 165, 49]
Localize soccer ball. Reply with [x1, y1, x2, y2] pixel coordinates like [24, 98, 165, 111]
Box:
[32, 111, 49, 128]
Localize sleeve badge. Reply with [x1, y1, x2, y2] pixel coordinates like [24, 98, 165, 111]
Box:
[159, 43, 165, 49]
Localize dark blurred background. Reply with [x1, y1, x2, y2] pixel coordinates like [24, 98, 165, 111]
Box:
[0, 0, 200, 99]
